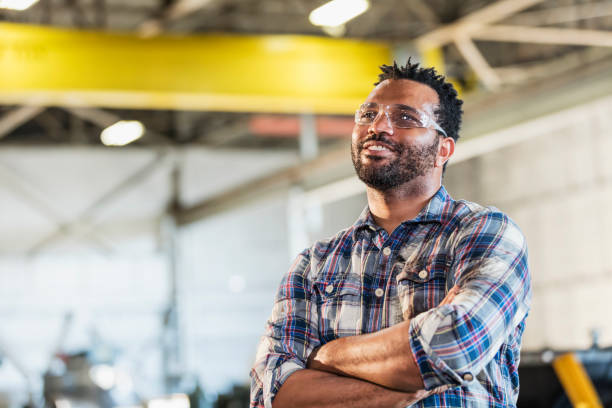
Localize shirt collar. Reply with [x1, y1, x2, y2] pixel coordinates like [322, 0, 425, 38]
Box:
[411, 185, 452, 224]
[351, 186, 453, 239]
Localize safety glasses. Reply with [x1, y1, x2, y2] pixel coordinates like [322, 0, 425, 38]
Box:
[355, 102, 447, 137]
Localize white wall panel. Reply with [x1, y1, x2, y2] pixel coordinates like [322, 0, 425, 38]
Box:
[445, 95, 612, 351]
[178, 194, 289, 395]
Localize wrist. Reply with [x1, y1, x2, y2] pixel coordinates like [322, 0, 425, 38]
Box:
[307, 345, 329, 369]
[306, 346, 322, 369]
[307, 344, 342, 375]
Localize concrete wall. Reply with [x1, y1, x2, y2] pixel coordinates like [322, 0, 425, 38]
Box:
[445, 95, 612, 351]
[178, 194, 290, 395]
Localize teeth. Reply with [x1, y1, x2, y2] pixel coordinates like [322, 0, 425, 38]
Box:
[368, 145, 389, 151]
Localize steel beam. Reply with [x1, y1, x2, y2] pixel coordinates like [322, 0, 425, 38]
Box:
[138, 0, 215, 37]
[298, 113, 318, 160]
[453, 36, 501, 91]
[65, 107, 170, 144]
[66, 107, 118, 128]
[0, 161, 116, 254]
[175, 147, 348, 225]
[415, 0, 545, 48]
[0, 22, 391, 114]
[472, 25, 612, 47]
[0, 106, 44, 140]
[507, 2, 612, 26]
[28, 151, 170, 254]
[161, 161, 182, 393]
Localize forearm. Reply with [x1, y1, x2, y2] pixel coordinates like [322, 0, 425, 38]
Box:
[273, 368, 427, 408]
[307, 320, 424, 392]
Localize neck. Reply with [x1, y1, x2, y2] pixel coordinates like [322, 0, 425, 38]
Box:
[366, 175, 441, 235]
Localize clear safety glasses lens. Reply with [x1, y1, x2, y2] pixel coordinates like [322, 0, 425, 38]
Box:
[354, 103, 447, 137]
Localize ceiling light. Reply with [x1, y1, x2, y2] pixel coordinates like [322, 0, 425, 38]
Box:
[0, 0, 39, 10]
[309, 0, 369, 27]
[100, 121, 145, 146]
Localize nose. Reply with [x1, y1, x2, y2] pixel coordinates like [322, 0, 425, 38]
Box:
[368, 110, 394, 135]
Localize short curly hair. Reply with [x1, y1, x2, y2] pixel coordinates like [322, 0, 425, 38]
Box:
[375, 59, 463, 143]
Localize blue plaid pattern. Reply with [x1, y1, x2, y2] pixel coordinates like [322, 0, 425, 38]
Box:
[251, 186, 531, 407]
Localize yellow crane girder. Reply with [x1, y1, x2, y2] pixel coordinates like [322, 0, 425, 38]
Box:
[0, 23, 391, 114]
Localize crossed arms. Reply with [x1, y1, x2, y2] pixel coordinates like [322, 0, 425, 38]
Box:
[273, 286, 460, 408]
[250, 212, 531, 408]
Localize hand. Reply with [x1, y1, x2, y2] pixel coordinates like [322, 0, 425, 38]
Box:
[395, 385, 452, 408]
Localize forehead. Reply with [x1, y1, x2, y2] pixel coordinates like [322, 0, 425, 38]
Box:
[365, 79, 439, 110]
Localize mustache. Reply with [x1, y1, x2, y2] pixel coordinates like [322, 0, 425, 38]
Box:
[358, 133, 401, 152]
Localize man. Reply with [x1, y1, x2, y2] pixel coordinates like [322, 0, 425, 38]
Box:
[250, 60, 531, 407]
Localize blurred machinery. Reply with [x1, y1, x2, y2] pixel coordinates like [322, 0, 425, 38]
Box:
[43, 352, 117, 408]
[211, 385, 248, 408]
[519, 344, 612, 407]
[43, 351, 208, 408]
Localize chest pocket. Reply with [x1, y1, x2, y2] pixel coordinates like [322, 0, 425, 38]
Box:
[314, 273, 362, 342]
[395, 255, 452, 320]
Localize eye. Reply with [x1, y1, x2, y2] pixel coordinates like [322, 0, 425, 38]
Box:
[360, 110, 378, 120]
[399, 112, 417, 122]
[390, 110, 423, 128]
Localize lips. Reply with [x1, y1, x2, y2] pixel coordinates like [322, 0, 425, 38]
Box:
[361, 140, 396, 155]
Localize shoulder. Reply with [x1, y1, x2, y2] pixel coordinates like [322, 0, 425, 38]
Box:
[310, 226, 355, 261]
[446, 199, 526, 250]
[281, 226, 356, 287]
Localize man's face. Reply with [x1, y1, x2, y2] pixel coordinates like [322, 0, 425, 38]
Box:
[351, 79, 442, 191]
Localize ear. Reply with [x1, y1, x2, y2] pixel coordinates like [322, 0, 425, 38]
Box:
[436, 136, 455, 168]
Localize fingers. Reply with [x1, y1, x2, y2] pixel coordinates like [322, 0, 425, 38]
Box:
[402, 385, 452, 406]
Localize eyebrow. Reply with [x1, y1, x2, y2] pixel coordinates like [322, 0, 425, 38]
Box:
[361, 102, 420, 113]
[391, 104, 419, 113]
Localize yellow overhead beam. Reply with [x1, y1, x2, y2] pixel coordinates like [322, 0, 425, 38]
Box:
[0, 23, 391, 114]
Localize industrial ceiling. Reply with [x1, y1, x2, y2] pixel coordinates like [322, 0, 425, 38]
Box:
[1, 0, 611, 148]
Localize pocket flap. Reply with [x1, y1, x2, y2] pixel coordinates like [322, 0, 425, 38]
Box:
[396, 255, 450, 284]
[314, 276, 361, 297]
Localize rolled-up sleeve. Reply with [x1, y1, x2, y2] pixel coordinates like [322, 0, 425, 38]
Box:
[409, 210, 532, 390]
[250, 250, 320, 408]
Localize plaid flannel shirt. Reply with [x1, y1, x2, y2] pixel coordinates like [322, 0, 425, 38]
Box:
[250, 186, 531, 407]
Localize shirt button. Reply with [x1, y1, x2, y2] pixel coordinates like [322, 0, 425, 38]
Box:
[463, 373, 474, 382]
[382, 247, 391, 256]
[325, 284, 334, 294]
[375, 288, 384, 297]
[418, 270, 428, 279]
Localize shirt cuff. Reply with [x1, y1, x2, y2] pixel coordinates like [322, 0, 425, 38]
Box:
[262, 357, 305, 408]
[409, 308, 474, 391]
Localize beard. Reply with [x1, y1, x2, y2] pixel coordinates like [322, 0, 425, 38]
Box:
[351, 133, 439, 191]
